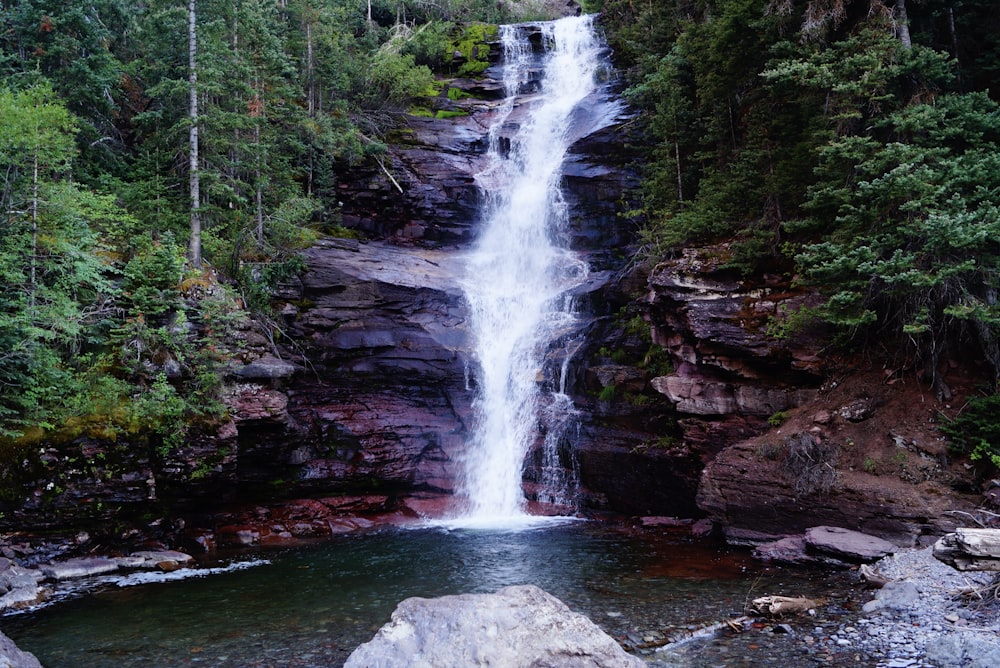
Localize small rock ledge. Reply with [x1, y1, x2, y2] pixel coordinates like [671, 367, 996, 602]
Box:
[1, 547, 194, 613]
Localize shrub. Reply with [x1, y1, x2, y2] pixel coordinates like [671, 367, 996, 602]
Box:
[940, 393, 1000, 469]
[784, 433, 839, 495]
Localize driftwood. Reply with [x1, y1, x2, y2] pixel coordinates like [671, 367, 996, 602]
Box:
[933, 528, 1000, 572]
[642, 616, 750, 653]
[749, 595, 821, 616]
[859, 563, 891, 587]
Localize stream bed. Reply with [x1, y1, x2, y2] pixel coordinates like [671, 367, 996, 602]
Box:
[2, 521, 870, 667]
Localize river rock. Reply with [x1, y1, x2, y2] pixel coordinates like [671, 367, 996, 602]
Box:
[925, 634, 1000, 668]
[0, 631, 43, 668]
[128, 550, 194, 569]
[753, 535, 815, 564]
[344, 584, 644, 668]
[0, 579, 43, 612]
[41, 556, 119, 580]
[863, 580, 920, 613]
[804, 526, 897, 562]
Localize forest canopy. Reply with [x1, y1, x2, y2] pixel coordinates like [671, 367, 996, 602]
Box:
[593, 0, 1000, 404]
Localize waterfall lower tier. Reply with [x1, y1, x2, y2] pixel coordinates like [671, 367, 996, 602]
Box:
[456, 15, 608, 524]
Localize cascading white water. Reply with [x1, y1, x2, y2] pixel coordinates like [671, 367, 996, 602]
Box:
[457, 15, 604, 523]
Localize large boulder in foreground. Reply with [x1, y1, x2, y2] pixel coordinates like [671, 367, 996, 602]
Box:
[344, 584, 643, 668]
[0, 631, 43, 668]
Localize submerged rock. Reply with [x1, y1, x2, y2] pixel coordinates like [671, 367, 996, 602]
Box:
[344, 584, 643, 668]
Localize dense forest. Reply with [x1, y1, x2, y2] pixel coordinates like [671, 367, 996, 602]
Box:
[0, 0, 557, 449]
[598, 0, 1000, 467]
[2, 0, 1000, 468]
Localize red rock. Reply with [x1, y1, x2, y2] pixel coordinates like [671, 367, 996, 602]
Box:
[638, 516, 693, 528]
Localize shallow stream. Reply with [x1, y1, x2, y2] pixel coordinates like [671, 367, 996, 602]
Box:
[2, 522, 870, 667]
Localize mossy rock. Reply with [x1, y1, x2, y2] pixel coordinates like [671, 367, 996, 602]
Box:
[451, 23, 498, 78]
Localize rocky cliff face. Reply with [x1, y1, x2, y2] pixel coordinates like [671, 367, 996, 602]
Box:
[4, 19, 983, 546]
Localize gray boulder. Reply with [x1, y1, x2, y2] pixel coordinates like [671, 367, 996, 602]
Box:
[344, 584, 643, 668]
[863, 580, 920, 613]
[925, 633, 1000, 668]
[0, 630, 43, 668]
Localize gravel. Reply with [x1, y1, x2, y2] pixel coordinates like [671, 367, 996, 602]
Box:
[825, 546, 1000, 667]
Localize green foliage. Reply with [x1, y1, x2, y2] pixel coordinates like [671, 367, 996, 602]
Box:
[452, 23, 498, 77]
[122, 236, 184, 318]
[793, 91, 1000, 385]
[767, 411, 789, 427]
[597, 384, 617, 402]
[446, 86, 472, 101]
[134, 374, 192, 455]
[639, 346, 674, 377]
[363, 51, 437, 110]
[940, 393, 1000, 469]
[596, 346, 628, 365]
[624, 392, 654, 407]
[434, 109, 469, 119]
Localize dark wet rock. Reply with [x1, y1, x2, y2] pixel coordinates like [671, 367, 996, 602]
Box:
[753, 535, 815, 565]
[638, 516, 693, 528]
[344, 584, 644, 668]
[645, 247, 824, 430]
[232, 355, 297, 380]
[208, 496, 395, 547]
[226, 385, 289, 425]
[697, 437, 974, 545]
[0, 631, 43, 668]
[805, 526, 898, 562]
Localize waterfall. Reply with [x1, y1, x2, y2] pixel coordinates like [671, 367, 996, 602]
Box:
[457, 15, 604, 523]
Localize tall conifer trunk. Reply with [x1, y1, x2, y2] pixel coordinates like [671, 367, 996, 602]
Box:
[894, 0, 911, 49]
[188, 0, 202, 268]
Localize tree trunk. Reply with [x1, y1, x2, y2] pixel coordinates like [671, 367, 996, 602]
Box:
[948, 8, 962, 88]
[306, 19, 314, 117]
[30, 149, 38, 311]
[674, 139, 683, 206]
[894, 0, 911, 49]
[254, 118, 263, 245]
[188, 0, 202, 268]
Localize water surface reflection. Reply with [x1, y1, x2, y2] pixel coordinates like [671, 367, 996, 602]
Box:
[2, 523, 848, 667]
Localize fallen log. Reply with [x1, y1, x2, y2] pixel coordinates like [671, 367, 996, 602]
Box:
[648, 616, 750, 654]
[933, 528, 1000, 572]
[749, 595, 821, 616]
